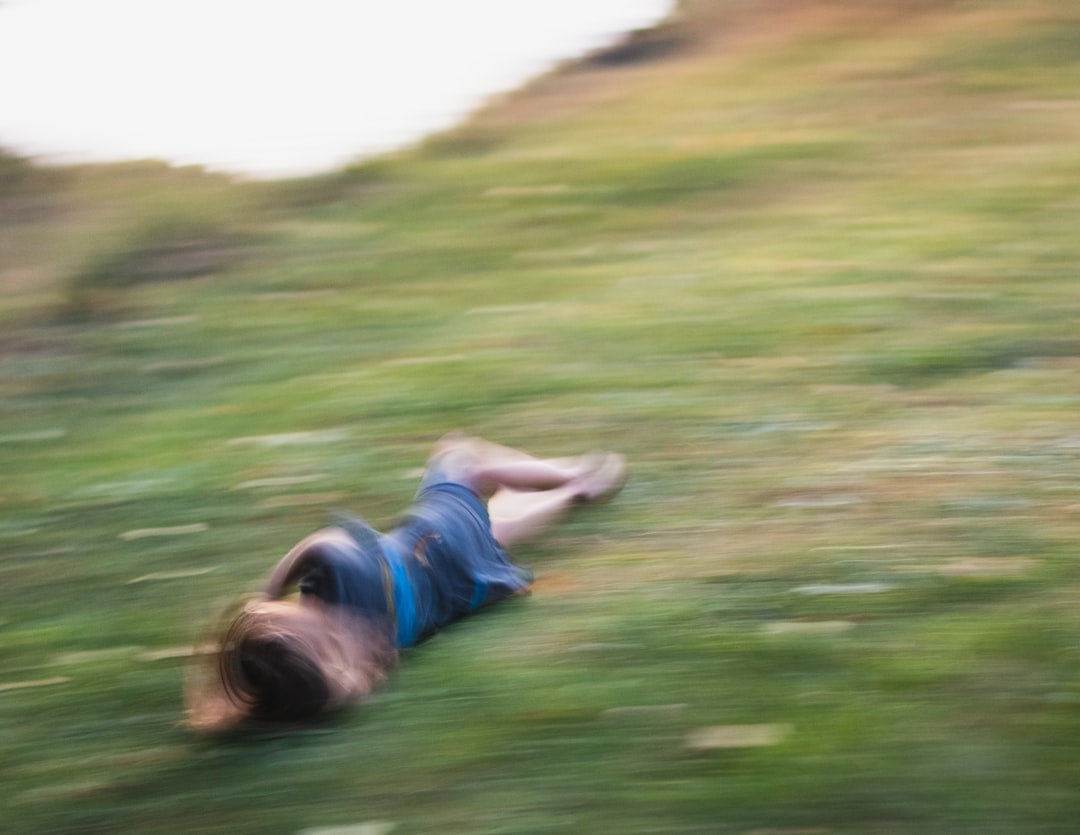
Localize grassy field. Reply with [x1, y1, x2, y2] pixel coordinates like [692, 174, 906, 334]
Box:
[3, 0, 1080, 832]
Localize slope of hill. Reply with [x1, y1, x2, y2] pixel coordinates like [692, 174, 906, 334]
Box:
[3, 1, 1080, 832]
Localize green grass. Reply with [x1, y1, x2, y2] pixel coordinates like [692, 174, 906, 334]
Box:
[4, 0, 1080, 831]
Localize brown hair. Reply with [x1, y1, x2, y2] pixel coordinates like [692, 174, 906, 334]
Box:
[186, 599, 396, 732]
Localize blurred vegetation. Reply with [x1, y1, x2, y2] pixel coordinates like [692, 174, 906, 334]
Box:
[61, 210, 255, 319]
[3, 0, 1080, 832]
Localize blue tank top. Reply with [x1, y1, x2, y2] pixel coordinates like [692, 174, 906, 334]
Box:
[298, 483, 531, 647]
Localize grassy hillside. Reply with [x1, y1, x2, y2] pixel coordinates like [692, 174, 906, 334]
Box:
[3, 1, 1080, 832]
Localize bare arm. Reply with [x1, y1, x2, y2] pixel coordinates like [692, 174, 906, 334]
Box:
[264, 528, 355, 598]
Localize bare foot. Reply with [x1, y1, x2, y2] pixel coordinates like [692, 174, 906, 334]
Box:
[572, 453, 627, 503]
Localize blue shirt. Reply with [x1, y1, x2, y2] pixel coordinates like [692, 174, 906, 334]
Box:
[297, 483, 531, 647]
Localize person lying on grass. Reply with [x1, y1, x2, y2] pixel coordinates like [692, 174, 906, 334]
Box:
[187, 433, 627, 731]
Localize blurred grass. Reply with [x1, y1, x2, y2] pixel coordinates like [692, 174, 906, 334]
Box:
[4, 0, 1080, 832]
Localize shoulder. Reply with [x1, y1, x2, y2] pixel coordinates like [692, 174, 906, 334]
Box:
[266, 526, 367, 599]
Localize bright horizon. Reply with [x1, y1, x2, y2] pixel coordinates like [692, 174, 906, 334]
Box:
[0, 0, 673, 178]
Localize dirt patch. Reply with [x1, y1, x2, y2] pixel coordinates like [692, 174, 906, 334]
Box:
[531, 570, 578, 595]
[686, 723, 793, 749]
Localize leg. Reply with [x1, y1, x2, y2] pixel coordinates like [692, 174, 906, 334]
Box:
[487, 452, 628, 548]
[488, 483, 583, 548]
[426, 433, 598, 498]
[423, 433, 626, 548]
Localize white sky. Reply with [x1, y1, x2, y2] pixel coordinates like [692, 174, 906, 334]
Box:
[0, 0, 672, 178]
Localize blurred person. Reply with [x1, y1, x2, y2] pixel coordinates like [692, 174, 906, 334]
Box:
[187, 433, 626, 731]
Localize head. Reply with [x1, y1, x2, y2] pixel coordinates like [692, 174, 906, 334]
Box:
[187, 599, 395, 732]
